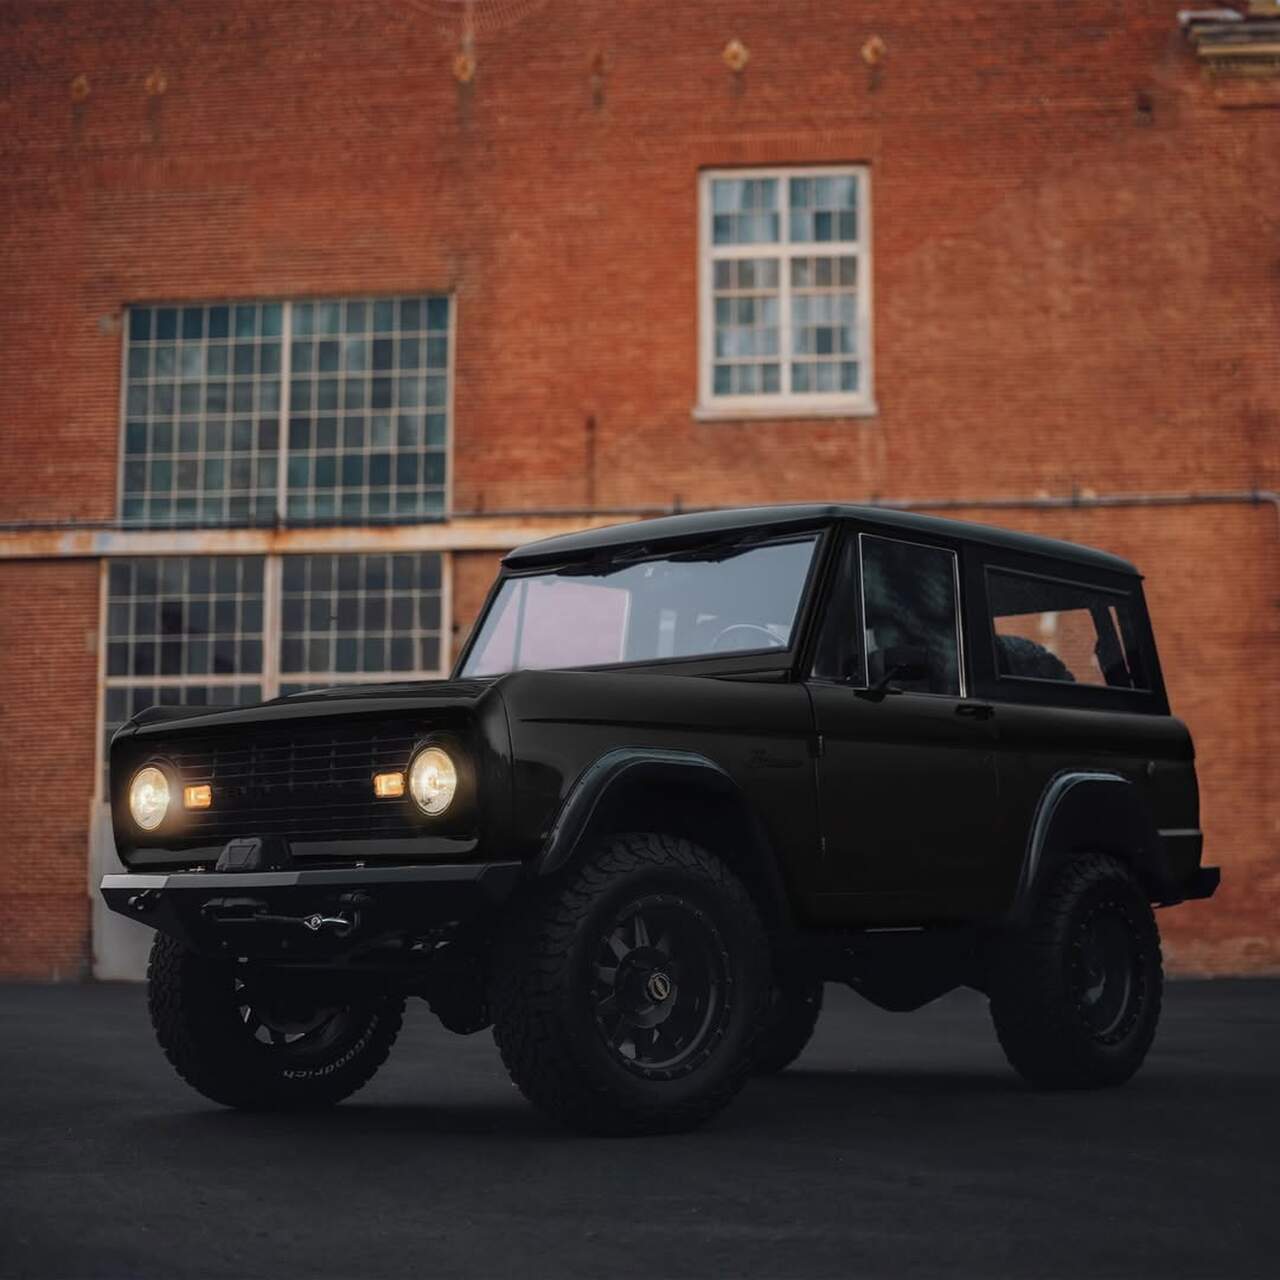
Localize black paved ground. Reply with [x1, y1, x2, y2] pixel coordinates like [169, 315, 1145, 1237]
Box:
[0, 978, 1276, 1279]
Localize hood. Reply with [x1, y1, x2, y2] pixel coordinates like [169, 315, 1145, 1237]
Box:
[119, 677, 498, 742]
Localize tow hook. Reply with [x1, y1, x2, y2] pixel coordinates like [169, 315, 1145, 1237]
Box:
[200, 898, 357, 936]
[302, 914, 353, 934]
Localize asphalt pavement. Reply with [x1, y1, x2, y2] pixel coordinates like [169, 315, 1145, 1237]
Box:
[1, 977, 1276, 1279]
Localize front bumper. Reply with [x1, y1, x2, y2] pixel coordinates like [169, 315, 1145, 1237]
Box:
[101, 861, 523, 959]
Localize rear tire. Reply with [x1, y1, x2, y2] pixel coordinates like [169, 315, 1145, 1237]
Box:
[491, 832, 769, 1135]
[147, 934, 404, 1110]
[988, 853, 1162, 1090]
[753, 968, 823, 1075]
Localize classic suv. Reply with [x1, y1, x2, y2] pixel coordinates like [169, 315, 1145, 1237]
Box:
[102, 505, 1218, 1134]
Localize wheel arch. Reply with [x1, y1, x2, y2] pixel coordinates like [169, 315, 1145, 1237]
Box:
[534, 748, 792, 931]
[1008, 770, 1173, 921]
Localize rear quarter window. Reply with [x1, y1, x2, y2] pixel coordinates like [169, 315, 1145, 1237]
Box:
[985, 567, 1148, 692]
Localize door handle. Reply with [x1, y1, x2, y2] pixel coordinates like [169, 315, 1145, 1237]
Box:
[955, 702, 994, 720]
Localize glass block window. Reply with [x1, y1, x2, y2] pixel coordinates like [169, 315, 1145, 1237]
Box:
[279, 553, 444, 682]
[121, 296, 451, 528]
[699, 168, 872, 414]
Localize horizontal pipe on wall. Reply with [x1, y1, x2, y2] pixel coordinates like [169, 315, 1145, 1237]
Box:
[0, 491, 1275, 561]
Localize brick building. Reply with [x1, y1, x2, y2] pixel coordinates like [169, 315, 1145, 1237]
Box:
[0, 0, 1276, 980]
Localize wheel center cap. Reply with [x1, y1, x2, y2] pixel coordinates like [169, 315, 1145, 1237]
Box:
[646, 971, 673, 1003]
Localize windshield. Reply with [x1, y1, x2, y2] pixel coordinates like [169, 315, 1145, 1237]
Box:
[461, 535, 819, 676]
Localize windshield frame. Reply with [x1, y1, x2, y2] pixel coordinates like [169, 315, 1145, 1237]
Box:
[453, 525, 834, 680]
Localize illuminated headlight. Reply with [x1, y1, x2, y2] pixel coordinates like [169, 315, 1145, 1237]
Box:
[129, 766, 171, 831]
[408, 746, 458, 816]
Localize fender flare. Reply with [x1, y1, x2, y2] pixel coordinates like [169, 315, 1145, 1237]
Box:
[1008, 770, 1173, 922]
[534, 747, 791, 926]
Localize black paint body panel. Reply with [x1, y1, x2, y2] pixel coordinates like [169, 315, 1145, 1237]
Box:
[102, 506, 1213, 952]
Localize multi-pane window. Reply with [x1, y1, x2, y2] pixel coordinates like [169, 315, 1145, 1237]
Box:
[100, 552, 447, 790]
[101, 556, 267, 782]
[121, 296, 451, 527]
[278, 553, 444, 694]
[123, 307, 282, 526]
[286, 299, 450, 523]
[699, 167, 872, 415]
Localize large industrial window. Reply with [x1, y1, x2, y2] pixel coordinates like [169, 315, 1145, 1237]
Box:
[277, 553, 445, 695]
[698, 167, 873, 418]
[100, 552, 448, 790]
[120, 296, 451, 527]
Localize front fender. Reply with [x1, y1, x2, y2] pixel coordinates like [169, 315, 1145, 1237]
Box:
[533, 747, 792, 928]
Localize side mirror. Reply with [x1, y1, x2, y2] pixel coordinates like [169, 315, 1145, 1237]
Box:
[866, 644, 930, 696]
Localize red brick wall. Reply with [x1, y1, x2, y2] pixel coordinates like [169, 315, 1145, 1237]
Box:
[0, 1, 1276, 975]
[0, 562, 99, 979]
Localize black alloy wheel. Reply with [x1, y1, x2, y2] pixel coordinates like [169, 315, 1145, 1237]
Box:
[491, 831, 769, 1135]
[989, 852, 1162, 1090]
[234, 972, 366, 1065]
[1069, 896, 1146, 1046]
[147, 933, 404, 1109]
[590, 892, 731, 1079]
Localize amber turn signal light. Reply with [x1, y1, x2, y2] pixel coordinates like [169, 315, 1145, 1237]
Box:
[373, 771, 405, 799]
[183, 784, 212, 810]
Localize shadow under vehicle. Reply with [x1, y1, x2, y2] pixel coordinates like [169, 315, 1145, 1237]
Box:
[102, 504, 1218, 1134]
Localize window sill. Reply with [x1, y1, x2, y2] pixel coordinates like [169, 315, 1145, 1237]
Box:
[692, 401, 879, 423]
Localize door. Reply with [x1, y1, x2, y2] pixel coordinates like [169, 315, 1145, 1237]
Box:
[808, 531, 999, 921]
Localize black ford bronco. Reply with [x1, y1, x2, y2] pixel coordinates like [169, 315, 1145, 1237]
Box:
[103, 505, 1218, 1134]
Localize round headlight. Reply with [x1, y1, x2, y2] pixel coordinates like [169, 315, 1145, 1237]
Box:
[408, 746, 457, 816]
[129, 766, 171, 831]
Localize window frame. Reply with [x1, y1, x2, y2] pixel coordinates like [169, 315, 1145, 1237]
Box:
[807, 525, 968, 699]
[984, 564, 1149, 695]
[965, 551, 1168, 715]
[696, 165, 875, 421]
[455, 529, 830, 680]
[856, 532, 967, 699]
[115, 294, 456, 529]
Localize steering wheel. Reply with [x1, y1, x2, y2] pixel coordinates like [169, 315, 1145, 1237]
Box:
[709, 623, 785, 653]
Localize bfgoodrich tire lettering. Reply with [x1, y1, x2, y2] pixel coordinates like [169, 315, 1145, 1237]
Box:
[988, 852, 1163, 1090]
[147, 934, 404, 1109]
[491, 832, 769, 1135]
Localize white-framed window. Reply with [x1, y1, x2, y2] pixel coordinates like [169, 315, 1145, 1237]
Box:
[697, 166, 874, 419]
[120, 296, 452, 527]
[98, 551, 449, 791]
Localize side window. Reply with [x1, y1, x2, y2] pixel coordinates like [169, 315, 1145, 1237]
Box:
[986, 568, 1147, 690]
[860, 535, 962, 696]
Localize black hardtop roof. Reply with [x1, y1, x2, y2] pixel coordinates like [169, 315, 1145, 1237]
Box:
[502, 504, 1139, 576]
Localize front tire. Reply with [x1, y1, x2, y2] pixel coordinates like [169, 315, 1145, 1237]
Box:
[147, 934, 404, 1109]
[491, 832, 769, 1135]
[753, 968, 823, 1075]
[988, 853, 1162, 1090]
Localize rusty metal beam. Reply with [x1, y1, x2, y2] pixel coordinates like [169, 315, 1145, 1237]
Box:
[2, 493, 1276, 562]
[0, 515, 642, 561]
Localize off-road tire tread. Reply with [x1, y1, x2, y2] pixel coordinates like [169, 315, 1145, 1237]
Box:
[491, 832, 768, 1135]
[147, 933, 404, 1110]
[989, 852, 1162, 1090]
[753, 972, 823, 1075]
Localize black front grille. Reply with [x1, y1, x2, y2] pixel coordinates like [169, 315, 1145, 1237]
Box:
[164, 723, 421, 845]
